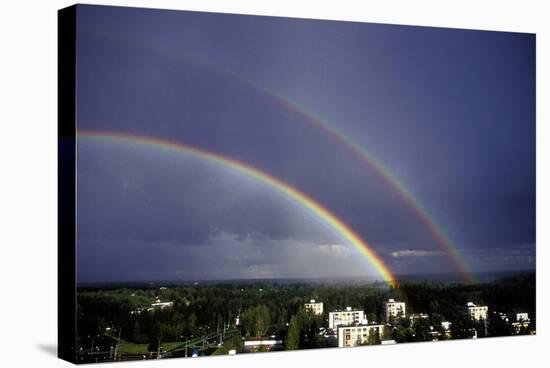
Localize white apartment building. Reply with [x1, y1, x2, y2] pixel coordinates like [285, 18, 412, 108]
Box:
[337, 324, 384, 347]
[516, 313, 529, 322]
[385, 299, 406, 320]
[465, 302, 488, 320]
[304, 299, 324, 315]
[329, 307, 367, 329]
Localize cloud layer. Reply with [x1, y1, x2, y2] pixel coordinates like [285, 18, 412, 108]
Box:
[74, 6, 535, 282]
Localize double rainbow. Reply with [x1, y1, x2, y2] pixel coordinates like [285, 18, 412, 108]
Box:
[80, 31, 476, 283]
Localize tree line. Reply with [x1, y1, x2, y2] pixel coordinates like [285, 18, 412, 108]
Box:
[76, 273, 535, 354]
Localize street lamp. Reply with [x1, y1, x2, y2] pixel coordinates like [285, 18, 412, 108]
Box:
[156, 336, 162, 359]
[113, 327, 122, 361]
[201, 325, 209, 348]
[181, 335, 193, 358]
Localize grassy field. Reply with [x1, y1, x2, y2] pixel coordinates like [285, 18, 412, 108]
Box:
[109, 329, 239, 356]
[117, 341, 183, 354]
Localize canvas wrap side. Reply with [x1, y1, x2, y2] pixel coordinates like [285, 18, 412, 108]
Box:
[58, 4, 77, 364]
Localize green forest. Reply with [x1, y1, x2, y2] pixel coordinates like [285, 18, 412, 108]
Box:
[76, 273, 535, 362]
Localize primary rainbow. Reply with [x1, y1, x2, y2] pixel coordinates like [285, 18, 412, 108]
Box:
[78, 130, 398, 286]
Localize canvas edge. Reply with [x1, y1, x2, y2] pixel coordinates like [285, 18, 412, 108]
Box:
[58, 4, 78, 364]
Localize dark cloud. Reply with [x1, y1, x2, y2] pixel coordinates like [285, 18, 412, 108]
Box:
[75, 5, 535, 282]
[77, 232, 369, 282]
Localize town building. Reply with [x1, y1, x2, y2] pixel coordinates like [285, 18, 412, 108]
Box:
[329, 307, 367, 329]
[304, 299, 324, 315]
[337, 324, 384, 347]
[465, 302, 488, 321]
[441, 321, 452, 332]
[149, 302, 173, 309]
[516, 312, 529, 322]
[385, 299, 406, 320]
[243, 338, 283, 352]
[149, 298, 174, 310]
[512, 313, 531, 333]
[317, 327, 339, 347]
[437, 321, 452, 339]
[409, 313, 429, 325]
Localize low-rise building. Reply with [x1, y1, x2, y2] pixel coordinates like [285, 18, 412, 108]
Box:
[149, 302, 174, 310]
[516, 313, 529, 322]
[429, 326, 441, 341]
[149, 298, 174, 310]
[465, 302, 488, 321]
[512, 312, 531, 333]
[385, 299, 406, 320]
[329, 307, 367, 329]
[409, 313, 429, 325]
[337, 324, 384, 347]
[243, 338, 283, 352]
[304, 299, 324, 315]
[441, 321, 452, 331]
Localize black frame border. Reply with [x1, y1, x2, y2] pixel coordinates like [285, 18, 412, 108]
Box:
[58, 4, 77, 364]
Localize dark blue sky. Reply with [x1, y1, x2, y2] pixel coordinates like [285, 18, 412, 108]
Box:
[75, 5, 535, 283]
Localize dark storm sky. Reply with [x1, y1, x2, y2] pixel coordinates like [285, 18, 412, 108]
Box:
[75, 5, 535, 283]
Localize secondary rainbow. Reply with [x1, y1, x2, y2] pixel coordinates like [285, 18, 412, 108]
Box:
[264, 96, 477, 283]
[78, 130, 398, 286]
